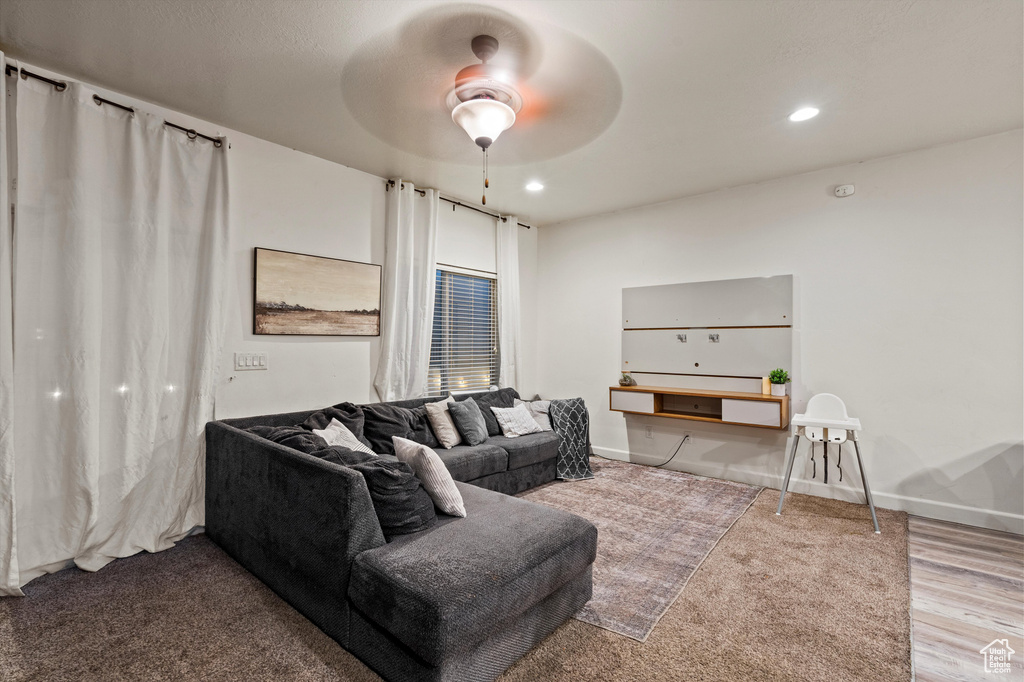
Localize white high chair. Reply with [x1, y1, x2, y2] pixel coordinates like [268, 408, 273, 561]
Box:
[776, 393, 880, 533]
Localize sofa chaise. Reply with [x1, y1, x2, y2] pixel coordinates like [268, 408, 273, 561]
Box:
[204, 389, 597, 682]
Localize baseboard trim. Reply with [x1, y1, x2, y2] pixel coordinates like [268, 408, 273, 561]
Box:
[591, 446, 1024, 534]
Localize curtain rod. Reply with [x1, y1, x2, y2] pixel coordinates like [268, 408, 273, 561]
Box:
[5, 64, 225, 148]
[386, 180, 531, 229]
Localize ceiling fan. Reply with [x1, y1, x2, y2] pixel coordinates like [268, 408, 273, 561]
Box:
[447, 35, 524, 204]
[339, 5, 622, 205]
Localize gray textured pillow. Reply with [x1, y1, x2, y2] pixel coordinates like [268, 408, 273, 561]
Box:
[491, 404, 545, 438]
[349, 457, 437, 539]
[514, 398, 553, 431]
[448, 399, 488, 446]
[461, 388, 516, 436]
[361, 402, 439, 454]
[392, 436, 466, 518]
[245, 425, 328, 454]
[425, 397, 461, 449]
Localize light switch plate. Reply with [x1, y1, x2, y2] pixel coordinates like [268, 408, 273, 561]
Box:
[234, 352, 268, 371]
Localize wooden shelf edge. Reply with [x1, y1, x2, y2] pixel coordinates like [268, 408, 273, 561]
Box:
[610, 385, 787, 403]
[609, 407, 790, 430]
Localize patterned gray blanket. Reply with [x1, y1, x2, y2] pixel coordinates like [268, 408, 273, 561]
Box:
[549, 398, 594, 481]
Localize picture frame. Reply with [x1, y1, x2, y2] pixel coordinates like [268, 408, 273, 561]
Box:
[253, 247, 382, 336]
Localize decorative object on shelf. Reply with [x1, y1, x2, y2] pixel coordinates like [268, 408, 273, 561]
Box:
[253, 247, 382, 336]
[768, 368, 789, 397]
[618, 371, 636, 386]
[761, 377, 771, 395]
[448, 35, 522, 205]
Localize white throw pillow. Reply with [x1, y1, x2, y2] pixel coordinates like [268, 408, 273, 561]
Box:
[514, 398, 553, 431]
[425, 396, 462, 449]
[491, 403, 545, 438]
[313, 418, 376, 456]
[392, 436, 466, 517]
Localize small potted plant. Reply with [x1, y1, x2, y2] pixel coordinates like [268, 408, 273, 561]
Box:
[618, 371, 636, 387]
[768, 368, 789, 397]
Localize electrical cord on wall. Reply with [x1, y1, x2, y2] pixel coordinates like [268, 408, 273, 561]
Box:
[591, 434, 692, 469]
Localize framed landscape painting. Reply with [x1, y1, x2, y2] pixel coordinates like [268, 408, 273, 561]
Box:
[253, 247, 382, 336]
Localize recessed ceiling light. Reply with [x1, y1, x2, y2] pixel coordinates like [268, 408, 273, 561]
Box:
[525, 181, 544, 191]
[789, 107, 819, 122]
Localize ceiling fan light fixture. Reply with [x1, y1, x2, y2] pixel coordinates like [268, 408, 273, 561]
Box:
[452, 98, 516, 150]
[448, 35, 525, 206]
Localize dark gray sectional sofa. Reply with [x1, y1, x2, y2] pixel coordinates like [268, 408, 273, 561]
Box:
[204, 389, 597, 682]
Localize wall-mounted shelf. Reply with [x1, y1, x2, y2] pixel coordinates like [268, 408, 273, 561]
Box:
[609, 385, 790, 430]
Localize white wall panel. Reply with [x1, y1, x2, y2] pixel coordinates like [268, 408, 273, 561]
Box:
[622, 327, 791, 377]
[623, 275, 792, 329]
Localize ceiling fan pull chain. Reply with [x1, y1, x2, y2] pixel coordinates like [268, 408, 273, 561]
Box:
[481, 147, 488, 205]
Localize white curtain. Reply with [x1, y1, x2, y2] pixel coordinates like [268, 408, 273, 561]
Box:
[373, 181, 439, 401]
[496, 215, 522, 389]
[0, 53, 19, 595]
[0, 70, 230, 595]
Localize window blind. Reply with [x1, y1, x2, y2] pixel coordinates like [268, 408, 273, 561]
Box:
[428, 269, 498, 396]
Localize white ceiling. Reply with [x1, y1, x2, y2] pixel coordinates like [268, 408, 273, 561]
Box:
[1, 0, 1021, 225]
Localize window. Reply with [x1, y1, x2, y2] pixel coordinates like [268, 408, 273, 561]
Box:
[427, 269, 498, 396]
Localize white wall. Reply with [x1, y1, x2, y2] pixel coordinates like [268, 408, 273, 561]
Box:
[536, 130, 1024, 533]
[215, 137, 386, 418]
[221, 166, 540, 415]
[15, 62, 540, 420]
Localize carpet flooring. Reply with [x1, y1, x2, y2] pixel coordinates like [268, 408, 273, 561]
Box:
[519, 458, 760, 641]
[0, 465, 911, 682]
[503, 485, 912, 682]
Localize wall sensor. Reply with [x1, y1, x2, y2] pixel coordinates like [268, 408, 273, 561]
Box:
[835, 184, 855, 197]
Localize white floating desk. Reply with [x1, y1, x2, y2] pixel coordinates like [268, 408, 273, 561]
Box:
[609, 385, 790, 430]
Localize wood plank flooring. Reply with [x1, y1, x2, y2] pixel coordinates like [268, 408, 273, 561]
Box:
[909, 516, 1024, 681]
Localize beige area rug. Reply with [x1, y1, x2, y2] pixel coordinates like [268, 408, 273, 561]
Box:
[503, 480, 912, 682]
[519, 457, 761, 641]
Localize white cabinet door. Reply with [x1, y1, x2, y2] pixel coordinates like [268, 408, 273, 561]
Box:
[610, 391, 656, 414]
[721, 399, 781, 427]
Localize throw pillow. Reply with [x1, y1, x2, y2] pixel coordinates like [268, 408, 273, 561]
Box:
[448, 399, 488, 446]
[457, 388, 517, 436]
[349, 458, 437, 540]
[246, 425, 328, 454]
[300, 402, 370, 447]
[392, 437, 466, 518]
[424, 397, 462, 449]
[361, 403, 440, 455]
[310, 444, 376, 467]
[514, 398, 553, 431]
[313, 418, 377, 456]
[406, 404, 441, 448]
[491, 403, 545, 438]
